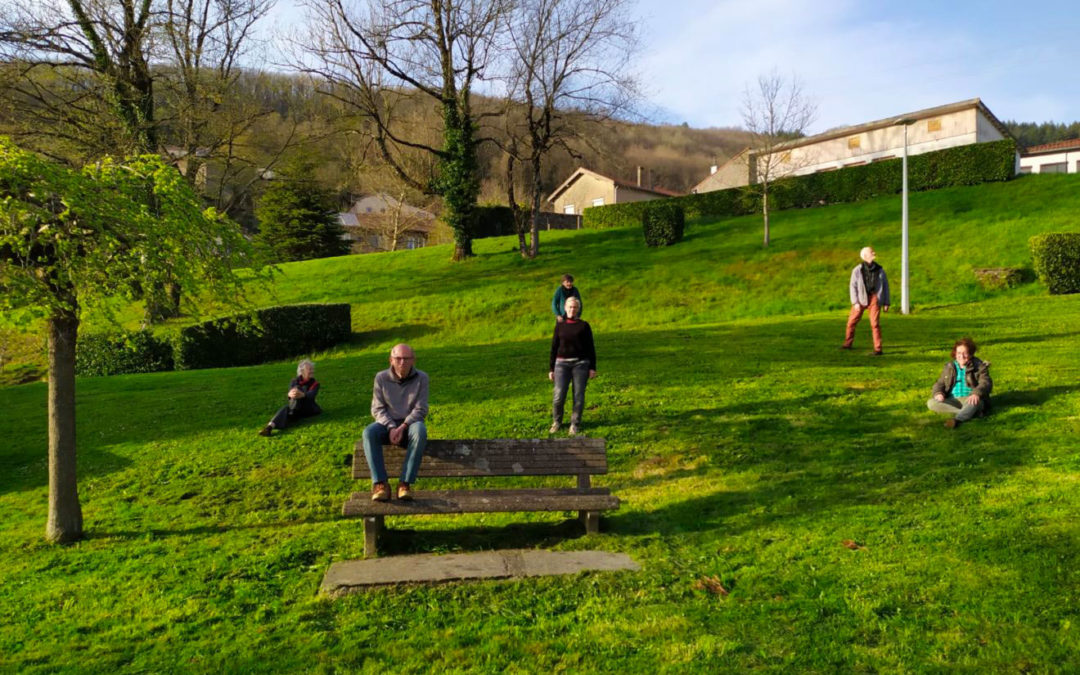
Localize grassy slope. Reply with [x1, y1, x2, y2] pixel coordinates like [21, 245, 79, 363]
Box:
[1, 175, 1079, 672]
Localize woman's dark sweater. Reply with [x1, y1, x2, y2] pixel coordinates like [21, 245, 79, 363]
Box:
[550, 319, 596, 371]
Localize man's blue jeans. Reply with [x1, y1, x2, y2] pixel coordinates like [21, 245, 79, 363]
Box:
[362, 421, 427, 485]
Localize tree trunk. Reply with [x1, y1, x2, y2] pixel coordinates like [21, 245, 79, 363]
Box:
[505, 153, 528, 257]
[528, 157, 543, 258]
[762, 185, 770, 248]
[46, 303, 83, 543]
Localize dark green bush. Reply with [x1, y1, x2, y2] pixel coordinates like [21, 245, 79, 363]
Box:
[642, 202, 685, 247]
[175, 303, 352, 370]
[76, 330, 174, 377]
[1030, 233, 1080, 294]
[471, 205, 518, 239]
[584, 139, 1018, 229]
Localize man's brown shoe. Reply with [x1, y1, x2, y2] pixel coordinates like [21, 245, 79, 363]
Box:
[944, 418, 960, 429]
[258, 424, 273, 437]
[397, 482, 413, 501]
[371, 482, 391, 502]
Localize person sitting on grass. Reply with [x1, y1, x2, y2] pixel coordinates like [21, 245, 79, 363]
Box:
[552, 273, 582, 323]
[927, 337, 992, 429]
[549, 296, 597, 436]
[259, 359, 321, 436]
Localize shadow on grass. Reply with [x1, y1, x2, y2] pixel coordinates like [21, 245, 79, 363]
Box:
[350, 323, 438, 349]
[84, 514, 340, 541]
[0, 448, 134, 497]
[606, 408, 1041, 539]
[376, 518, 588, 556]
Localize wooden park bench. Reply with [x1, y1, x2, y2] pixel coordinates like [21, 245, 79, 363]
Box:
[342, 437, 619, 556]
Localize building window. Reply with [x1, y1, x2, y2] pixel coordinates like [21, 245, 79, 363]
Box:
[872, 155, 897, 162]
[591, 197, 604, 207]
[1040, 162, 1067, 174]
[927, 118, 942, 133]
[844, 161, 866, 167]
[1020, 166, 1033, 174]
[816, 166, 838, 173]
[563, 205, 576, 214]
[1075, 160, 1080, 173]
[847, 136, 861, 149]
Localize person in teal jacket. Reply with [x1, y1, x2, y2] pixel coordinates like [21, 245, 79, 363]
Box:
[552, 273, 582, 322]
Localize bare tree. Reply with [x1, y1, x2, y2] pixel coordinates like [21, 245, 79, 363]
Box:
[295, 0, 511, 261]
[0, 0, 159, 158]
[157, 0, 293, 215]
[741, 70, 816, 247]
[501, 0, 638, 258]
[0, 0, 286, 317]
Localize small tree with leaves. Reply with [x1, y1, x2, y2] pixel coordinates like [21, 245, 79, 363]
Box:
[0, 137, 257, 543]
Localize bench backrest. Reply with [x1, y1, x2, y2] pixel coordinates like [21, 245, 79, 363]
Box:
[352, 438, 607, 482]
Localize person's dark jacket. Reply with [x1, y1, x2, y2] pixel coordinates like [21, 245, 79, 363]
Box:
[288, 376, 322, 414]
[932, 357, 992, 412]
[552, 285, 582, 318]
[550, 319, 596, 371]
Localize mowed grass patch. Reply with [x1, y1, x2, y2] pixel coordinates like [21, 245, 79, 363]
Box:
[2, 277, 1080, 671]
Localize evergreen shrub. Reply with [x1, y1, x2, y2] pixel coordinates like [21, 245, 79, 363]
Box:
[642, 202, 685, 247]
[1030, 233, 1080, 294]
[175, 303, 352, 370]
[75, 330, 174, 377]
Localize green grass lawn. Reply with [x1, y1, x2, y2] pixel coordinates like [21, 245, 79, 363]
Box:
[2, 174, 1080, 671]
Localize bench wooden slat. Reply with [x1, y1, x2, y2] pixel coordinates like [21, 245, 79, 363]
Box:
[351, 438, 609, 479]
[343, 488, 619, 517]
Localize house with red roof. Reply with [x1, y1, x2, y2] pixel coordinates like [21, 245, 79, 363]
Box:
[1019, 139, 1080, 174]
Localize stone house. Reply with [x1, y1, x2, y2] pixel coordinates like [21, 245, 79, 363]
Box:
[693, 98, 1017, 192]
[547, 167, 682, 215]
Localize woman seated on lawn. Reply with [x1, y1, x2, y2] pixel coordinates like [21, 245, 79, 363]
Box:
[927, 337, 992, 429]
[259, 359, 322, 436]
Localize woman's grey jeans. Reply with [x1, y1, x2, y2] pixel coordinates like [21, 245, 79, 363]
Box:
[553, 359, 590, 426]
[926, 395, 984, 422]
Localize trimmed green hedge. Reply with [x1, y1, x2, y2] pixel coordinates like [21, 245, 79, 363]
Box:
[642, 202, 685, 247]
[472, 205, 518, 239]
[1030, 233, 1080, 294]
[584, 139, 1018, 230]
[175, 303, 352, 370]
[75, 330, 174, 377]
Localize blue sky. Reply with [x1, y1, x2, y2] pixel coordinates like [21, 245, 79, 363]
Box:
[637, 0, 1080, 131]
[266, 0, 1080, 133]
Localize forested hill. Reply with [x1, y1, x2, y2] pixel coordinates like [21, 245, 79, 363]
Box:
[1004, 120, 1080, 148]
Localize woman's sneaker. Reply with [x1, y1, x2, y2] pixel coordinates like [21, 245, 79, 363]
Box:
[549, 421, 561, 434]
[568, 424, 580, 436]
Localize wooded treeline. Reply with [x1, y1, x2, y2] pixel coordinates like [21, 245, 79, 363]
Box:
[1004, 121, 1080, 149]
[0, 66, 749, 227]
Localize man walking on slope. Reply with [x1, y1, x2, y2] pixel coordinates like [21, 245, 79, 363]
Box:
[841, 246, 890, 355]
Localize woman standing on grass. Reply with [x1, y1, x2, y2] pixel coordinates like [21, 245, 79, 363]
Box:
[927, 337, 992, 428]
[549, 296, 597, 436]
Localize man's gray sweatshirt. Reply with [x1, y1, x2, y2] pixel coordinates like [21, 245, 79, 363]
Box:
[371, 367, 429, 428]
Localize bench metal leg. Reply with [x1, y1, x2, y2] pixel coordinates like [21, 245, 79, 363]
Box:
[363, 516, 384, 557]
[579, 510, 600, 534]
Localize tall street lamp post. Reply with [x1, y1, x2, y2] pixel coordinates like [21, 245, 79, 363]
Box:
[894, 117, 916, 315]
